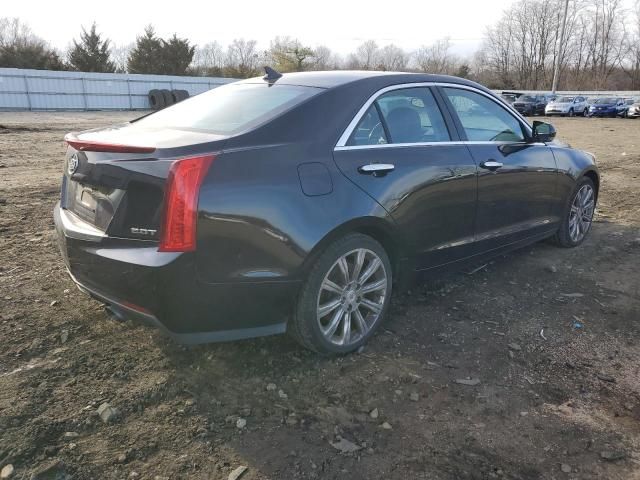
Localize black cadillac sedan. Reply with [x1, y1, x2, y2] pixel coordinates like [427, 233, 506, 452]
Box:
[54, 70, 599, 354]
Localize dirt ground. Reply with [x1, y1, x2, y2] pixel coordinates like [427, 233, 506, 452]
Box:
[0, 111, 639, 480]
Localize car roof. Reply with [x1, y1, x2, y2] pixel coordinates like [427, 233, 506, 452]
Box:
[237, 70, 485, 90]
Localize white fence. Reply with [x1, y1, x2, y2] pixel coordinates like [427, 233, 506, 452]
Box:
[0, 68, 236, 111]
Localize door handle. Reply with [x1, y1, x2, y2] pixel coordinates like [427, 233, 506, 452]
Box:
[358, 163, 395, 176]
[480, 160, 503, 171]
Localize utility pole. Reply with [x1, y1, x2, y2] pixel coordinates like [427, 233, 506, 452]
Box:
[551, 0, 570, 94]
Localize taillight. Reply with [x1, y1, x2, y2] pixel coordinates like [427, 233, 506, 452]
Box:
[158, 155, 215, 252]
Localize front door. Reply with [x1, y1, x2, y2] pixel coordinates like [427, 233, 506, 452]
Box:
[439, 86, 558, 252]
[333, 86, 478, 269]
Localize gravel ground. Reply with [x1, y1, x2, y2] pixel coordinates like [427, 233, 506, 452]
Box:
[0, 111, 639, 480]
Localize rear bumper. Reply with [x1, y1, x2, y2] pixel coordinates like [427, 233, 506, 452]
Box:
[54, 203, 293, 344]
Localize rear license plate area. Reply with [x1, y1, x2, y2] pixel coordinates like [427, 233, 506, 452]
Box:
[77, 187, 98, 212]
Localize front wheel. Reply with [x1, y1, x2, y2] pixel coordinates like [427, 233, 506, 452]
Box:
[552, 177, 596, 247]
[290, 233, 392, 354]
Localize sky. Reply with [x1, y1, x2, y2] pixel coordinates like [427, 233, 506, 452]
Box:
[3, 0, 521, 57]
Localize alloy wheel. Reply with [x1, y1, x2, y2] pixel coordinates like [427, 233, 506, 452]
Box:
[568, 184, 595, 243]
[316, 248, 388, 346]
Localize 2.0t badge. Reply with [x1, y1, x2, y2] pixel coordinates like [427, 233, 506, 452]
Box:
[67, 153, 79, 175]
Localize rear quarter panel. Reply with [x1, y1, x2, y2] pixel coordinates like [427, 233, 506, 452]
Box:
[195, 143, 393, 284]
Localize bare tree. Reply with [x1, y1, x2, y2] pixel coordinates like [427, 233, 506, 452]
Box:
[622, 0, 640, 88]
[584, 0, 628, 88]
[111, 43, 132, 73]
[192, 41, 224, 76]
[478, 0, 629, 89]
[267, 36, 315, 72]
[225, 38, 260, 78]
[414, 38, 458, 75]
[311, 45, 343, 70]
[377, 44, 409, 71]
[347, 40, 380, 69]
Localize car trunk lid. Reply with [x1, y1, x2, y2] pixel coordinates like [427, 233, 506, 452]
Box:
[61, 123, 227, 241]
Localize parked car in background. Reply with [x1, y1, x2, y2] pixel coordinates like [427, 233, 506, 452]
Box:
[618, 98, 638, 117]
[501, 93, 518, 105]
[512, 94, 547, 116]
[626, 100, 640, 118]
[588, 97, 624, 117]
[54, 70, 600, 354]
[545, 96, 589, 117]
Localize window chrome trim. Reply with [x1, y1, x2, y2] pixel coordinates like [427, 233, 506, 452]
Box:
[334, 140, 546, 152]
[335, 141, 464, 151]
[334, 82, 533, 150]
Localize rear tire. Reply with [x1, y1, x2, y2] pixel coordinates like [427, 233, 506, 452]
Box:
[289, 233, 392, 354]
[552, 177, 596, 248]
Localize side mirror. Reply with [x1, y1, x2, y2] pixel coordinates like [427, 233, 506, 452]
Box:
[532, 121, 556, 143]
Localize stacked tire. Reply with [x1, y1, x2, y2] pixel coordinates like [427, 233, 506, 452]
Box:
[148, 89, 190, 110]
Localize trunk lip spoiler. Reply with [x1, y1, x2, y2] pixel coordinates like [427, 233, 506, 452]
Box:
[64, 133, 156, 154]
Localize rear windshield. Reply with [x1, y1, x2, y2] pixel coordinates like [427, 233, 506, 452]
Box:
[134, 83, 321, 135]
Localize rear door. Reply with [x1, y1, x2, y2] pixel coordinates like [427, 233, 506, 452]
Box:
[333, 86, 478, 269]
[439, 86, 558, 252]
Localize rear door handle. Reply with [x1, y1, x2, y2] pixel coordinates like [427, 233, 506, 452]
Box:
[480, 160, 503, 171]
[358, 163, 395, 176]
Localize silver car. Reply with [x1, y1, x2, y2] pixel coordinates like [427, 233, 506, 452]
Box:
[545, 96, 589, 117]
[626, 101, 640, 119]
[619, 98, 639, 118]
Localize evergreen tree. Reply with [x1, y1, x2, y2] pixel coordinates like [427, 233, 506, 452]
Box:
[0, 42, 65, 70]
[159, 34, 195, 75]
[127, 26, 162, 74]
[0, 17, 66, 70]
[68, 23, 115, 72]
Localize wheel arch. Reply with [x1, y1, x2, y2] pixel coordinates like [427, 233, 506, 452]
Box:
[301, 216, 407, 283]
[582, 168, 600, 201]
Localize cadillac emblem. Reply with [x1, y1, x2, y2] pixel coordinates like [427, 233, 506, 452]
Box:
[67, 153, 79, 175]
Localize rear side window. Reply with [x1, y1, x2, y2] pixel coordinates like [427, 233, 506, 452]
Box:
[349, 105, 388, 146]
[134, 83, 320, 135]
[444, 87, 526, 142]
[347, 87, 450, 146]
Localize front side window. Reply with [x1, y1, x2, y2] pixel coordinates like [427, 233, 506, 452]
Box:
[348, 87, 450, 146]
[443, 87, 526, 142]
